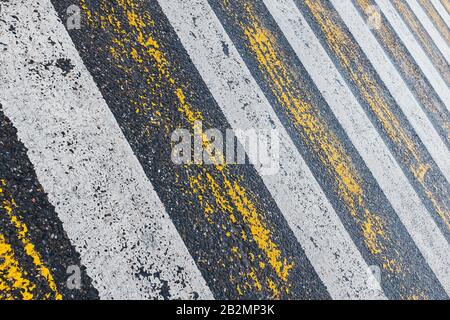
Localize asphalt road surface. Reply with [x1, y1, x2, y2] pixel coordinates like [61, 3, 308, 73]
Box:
[0, 0, 449, 300]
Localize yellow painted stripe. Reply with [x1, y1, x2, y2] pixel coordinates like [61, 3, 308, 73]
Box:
[216, 0, 421, 293]
[391, 0, 450, 84]
[440, 0, 450, 14]
[79, 0, 294, 298]
[0, 234, 35, 300]
[240, 3, 391, 259]
[354, 0, 450, 143]
[418, 0, 450, 45]
[0, 179, 62, 300]
[304, 0, 450, 231]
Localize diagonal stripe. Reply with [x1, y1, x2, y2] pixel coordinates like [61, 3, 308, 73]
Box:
[0, 234, 35, 300]
[331, 0, 450, 240]
[159, 0, 386, 300]
[0, 180, 62, 300]
[335, 1, 450, 181]
[418, 0, 450, 45]
[0, 0, 212, 300]
[293, 0, 450, 246]
[391, 0, 450, 84]
[376, 0, 450, 112]
[0, 107, 98, 300]
[352, 0, 450, 148]
[52, 0, 330, 299]
[431, 0, 450, 29]
[264, 0, 450, 297]
[440, 0, 450, 15]
[408, 0, 450, 60]
[208, 0, 447, 299]
[3, 0, 449, 301]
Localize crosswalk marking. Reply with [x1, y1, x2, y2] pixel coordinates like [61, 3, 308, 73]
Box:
[335, 0, 450, 181]
[417, 0, 450, 45]
[0, 0, 212, 300]
[411, 0, 450, 48]
[0, 107, 98, 300]
[431, 0, 450, 29]
[0, 180, 62, 300]
[439, 0, 450, 15]
[208, 0, 447, 299]
[408, 0, 450, 64]
[391, 0, 450, 86]
[1, 0, 450, 300]
[264, 0, 450, 297]
[159, 0, 386, 300]
[376, 0, 450, 112]
[332, 0, 450, 232]
[293, 0, 450, 245]
[352, 0, 450, 148]
[66, 0, 329, 299]
[390, 0, 450, 86]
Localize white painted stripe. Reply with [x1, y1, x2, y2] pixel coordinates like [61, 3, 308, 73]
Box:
[332, 0, 450, 184]
[431, 0, 450, 29]
[0, 0, 212, 300]
[265, 0, 450, 296]
[157, 0, 386, 300]
[409, 0, 450, 63]
[376, 0, 450, 111]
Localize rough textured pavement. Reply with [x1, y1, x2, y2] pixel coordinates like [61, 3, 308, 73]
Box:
[1, 0, 450, 300]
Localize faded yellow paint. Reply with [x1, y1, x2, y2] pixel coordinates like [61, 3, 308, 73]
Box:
[80, 0, 294, 297]
[0, 234, 35, 300]
[354, 0, 450, 142]
[0, 179, 62, 300]
[418, 0, 450, 45]
[405, 291, 429, 300]
[391, 0, 450, 84]
[221, 0, 398, 272]
[440, 0, 450, 14]
[267, 279, 280, 299]
[411, 163, 431, 184]
[304, 0, 450, 231]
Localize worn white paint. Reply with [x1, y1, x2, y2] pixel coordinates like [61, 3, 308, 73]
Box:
[376, 0, 450, 111]
[265, 0, 450, 295]
[158, 0, 386, 300]
[409, 0, 450, 64]
[0, 0, 212, 300]
[333, 0, 450, 183]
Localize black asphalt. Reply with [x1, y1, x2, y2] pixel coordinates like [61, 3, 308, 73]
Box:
[50, 0, 330, 299]
[294, 0, 450, 248]
[0, 105, 98, 300]
[352, 0, 450, 149]
[1, 0, 449, 301]
[391, 0, 450, 85]
[209, 0, 447, 299]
